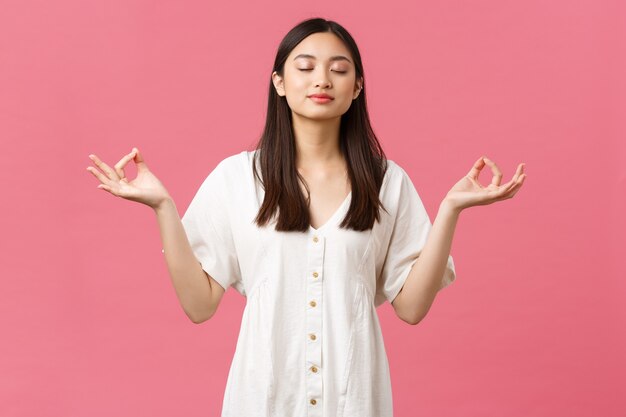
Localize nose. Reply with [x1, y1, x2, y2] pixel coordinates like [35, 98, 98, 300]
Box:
[314, 72, 331, 88]
[315, 81, 330, 88]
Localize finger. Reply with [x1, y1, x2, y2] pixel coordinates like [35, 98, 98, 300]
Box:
[499, 172, 526, 200]
[466, 156, 487, 181]
[511, 164, 525, 189]
[510, 163, 524, 181]
[114, 149, 137, 180]
[482, 157, 503, 187]
[487, 176, 519, 201]
[503, 175, 526, 199]
[88, 154, 120, 181]
[493, 162, 525, 191]
[86, 164, 114, 186]
[96, 182, 124, 197]
[500, 171, 524, 195]
[132, 147, 148, 171]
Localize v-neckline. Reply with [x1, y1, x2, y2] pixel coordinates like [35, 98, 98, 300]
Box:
[308, 191, 352, 233]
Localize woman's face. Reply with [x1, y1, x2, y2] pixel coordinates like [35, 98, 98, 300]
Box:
[272, 32, 363, 122]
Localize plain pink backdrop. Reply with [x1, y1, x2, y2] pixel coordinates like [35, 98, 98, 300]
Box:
[1, 1, 624, 416]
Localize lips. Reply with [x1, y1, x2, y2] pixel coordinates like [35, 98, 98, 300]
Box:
[308, 94, 334, 99]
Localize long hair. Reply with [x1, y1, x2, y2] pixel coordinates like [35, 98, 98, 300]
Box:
[253, 17, 389, 232]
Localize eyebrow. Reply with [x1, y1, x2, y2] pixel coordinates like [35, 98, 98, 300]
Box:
[293, 54, 352, 64]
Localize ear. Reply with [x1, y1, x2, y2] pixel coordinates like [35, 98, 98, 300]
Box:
[272, 71, 285, 97]
[353, 77, 363, 100]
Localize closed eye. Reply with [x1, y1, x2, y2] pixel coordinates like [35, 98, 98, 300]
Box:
[298, 69, 347, 74]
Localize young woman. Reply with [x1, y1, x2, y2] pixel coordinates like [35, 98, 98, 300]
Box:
[87, 17, 525, 417]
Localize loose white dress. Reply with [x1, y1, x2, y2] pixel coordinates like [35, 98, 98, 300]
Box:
[180, 149, 456, 417]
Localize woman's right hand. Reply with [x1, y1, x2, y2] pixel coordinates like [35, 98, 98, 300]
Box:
[86, 147, 172, 210]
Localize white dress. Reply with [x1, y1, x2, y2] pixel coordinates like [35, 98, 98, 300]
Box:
[181, 150, 457, 417]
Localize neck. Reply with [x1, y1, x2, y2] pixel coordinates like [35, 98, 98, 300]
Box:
[291, 113, 343, 169]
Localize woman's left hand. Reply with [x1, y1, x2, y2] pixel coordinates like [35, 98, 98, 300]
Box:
[443, 156, 526, 212]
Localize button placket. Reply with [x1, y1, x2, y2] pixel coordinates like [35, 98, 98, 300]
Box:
[305, 233, 324, 414]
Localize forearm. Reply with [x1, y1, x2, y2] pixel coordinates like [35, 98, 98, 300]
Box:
[154, 198, 215, 323]
[393, 199, 460, 325]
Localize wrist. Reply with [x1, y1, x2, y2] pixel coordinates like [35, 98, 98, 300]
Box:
[154, 196, 176, 214]
[439, 198, 463, 217]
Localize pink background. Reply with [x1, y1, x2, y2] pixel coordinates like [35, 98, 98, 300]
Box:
[1, 1, 624, 416]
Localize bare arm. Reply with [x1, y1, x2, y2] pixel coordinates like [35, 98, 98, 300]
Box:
[391, 200, 459, 325]
[155, 197, 226, 323]
[391, 157, 526, 325]
[87, 148, 227, 324]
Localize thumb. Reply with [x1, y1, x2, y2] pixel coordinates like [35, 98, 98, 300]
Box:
[132, 147, 148, 170]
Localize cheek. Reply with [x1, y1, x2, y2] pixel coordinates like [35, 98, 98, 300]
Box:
[337, 78, 356, 92]
[284, 71, 307, 89]
[337, 83, 357, 101]
[284, 82, 308, 101]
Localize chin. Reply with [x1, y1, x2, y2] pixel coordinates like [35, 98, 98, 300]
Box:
[299, 112, 343, 122]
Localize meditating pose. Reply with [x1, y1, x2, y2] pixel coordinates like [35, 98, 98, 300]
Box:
[87, 17, 526, 417]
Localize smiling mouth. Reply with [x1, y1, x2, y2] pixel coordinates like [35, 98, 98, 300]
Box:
[309, 96, 333, 103]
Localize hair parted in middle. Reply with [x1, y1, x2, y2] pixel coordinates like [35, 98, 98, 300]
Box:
[252, 17, 390, 232]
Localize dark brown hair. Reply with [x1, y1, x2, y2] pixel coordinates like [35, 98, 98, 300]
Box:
[252, 17, 389, 232]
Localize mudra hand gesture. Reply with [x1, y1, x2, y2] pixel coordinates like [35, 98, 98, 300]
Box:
[86, 147, 172, 210]
[444, 156, 526, 212]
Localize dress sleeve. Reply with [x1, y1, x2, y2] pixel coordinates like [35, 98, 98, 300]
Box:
[180, 160, 243, 292]
[376, 165, 457, 306]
